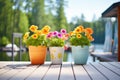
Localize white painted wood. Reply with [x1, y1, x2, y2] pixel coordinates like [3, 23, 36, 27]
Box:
[84, 63, 107, 80]
[9, 65, 38, 80]
[91, 62, 120, 80]
[26, 63, 51, 80]
[0, 68, 11, 75]
[0, 68, 24, 80]
[59, 62, 74, 80]
[73, 64, 91, 80]
[43, 64, 61, 80]
[0, 62, 120, 80]
[100, 62, 120, 75]
[109, 62, 120, 69]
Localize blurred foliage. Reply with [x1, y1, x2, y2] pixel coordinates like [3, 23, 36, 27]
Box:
[0, 0, 115, 47]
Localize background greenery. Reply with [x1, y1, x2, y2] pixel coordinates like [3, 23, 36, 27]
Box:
[0, 0, 115, 47]
[0, 0, 116, 61]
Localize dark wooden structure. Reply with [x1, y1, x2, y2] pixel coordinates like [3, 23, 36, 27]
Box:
[12, 33, 22, 61]
[102, 2, 120, 61]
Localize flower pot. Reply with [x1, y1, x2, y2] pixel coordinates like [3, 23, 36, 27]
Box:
[49, 47, 64, 64]
[72, 46, 89, 65]
[29, 46, 47, 65]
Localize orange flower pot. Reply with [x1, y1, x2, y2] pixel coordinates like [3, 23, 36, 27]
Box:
[29, 46, 47, 65]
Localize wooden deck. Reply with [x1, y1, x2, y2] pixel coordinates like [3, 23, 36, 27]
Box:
[0, 62, 120, 80]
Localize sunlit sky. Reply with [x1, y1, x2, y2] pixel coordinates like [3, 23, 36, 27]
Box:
[65, 0, 120, 22]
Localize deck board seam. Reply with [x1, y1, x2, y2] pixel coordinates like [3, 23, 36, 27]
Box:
[99, 63, 120, 77]
[108, 62, 120, 69]
[58, 64, 62, 80]
[41, 64, 52, 80]
[83, 64, 93, 80]
[71, 63, 76, 80]
[90, 63, 109, 80]
[24, 65, 40, 80]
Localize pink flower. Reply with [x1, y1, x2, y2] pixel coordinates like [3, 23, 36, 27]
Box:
[61, 29, 66, 34]
[53, 31, 58, 36]
[47, 32, 53, 38]
[49, 32, 53, 35]
[47, 34, 51, 38]
[57, 33, 62, 38]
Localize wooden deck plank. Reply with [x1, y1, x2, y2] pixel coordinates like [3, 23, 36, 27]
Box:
[0, 62, 30, 75]
[59, 62, 75, 80]
[91, 62, 120, 80]
[84, 63, 107, 80]
[9, 65, 38, 80]
[0, 68, 24, 80]
[0, 67, 12, 75]
[26, 62, 51, 80]
[0, 62, 120, 80]
[43, 64, 61, 80]
[109, 62, 120, 69]
[100, 62, 120, 76]
[0, 63, 30, 80]
[73, 64, 91, 80]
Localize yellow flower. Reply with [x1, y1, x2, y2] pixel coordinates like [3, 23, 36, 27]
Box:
[74, 27, 82, 33]
[43, 25, 51, 31]
[58, 53, 62, 59]
[23, 32, 30, 40]
[29, 25, 38, 32]
[31, 34, 38, 39]
[35, 30, 42, 35]
[76, 34, 82, 38]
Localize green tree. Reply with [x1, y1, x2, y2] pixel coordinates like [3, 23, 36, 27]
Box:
[31, 0, 46, 28]
[45, 0, 56, 30]
[0, 0, 13, 41]
[55, 0, 68, 31]
[19, 12, 29, 33]
[24, 0, 33, 26]
[12, 0, 29, 33]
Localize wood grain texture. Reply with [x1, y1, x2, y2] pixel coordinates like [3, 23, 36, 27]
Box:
[0, 62, 120, 80]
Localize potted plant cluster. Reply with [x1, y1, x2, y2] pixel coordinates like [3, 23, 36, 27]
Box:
[69, 25, 94, 64]
[47, 29, 69, 64]
[23, 25, 50, 65]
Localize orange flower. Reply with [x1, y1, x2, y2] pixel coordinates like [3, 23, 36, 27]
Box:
[32, 34, 38, 39]
[78, 25, 84, 32]
[42, 28, 49, 34]
[76, 34, 81, 38]
[61, 34, 69, 40]
[87, 35, 94, 41]
[85, 28, 93, 34]
[29, 25, 38, 32]
[69, 31, 74, 36]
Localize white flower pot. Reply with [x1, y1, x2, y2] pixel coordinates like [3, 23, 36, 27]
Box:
[72, 46, 89, 65]
[49, 47, 64, 64]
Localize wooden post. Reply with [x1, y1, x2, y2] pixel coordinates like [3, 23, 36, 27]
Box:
[12, 33, 14, 61]
[117, 6, 120, 61]
[19, 37, 22, 61]
[12, 33, 22, 61]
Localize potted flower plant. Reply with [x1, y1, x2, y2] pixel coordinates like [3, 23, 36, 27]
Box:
[47, 29, 69, 64]
[69, 25, 94, 64]
[23, 25, 50, 65]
